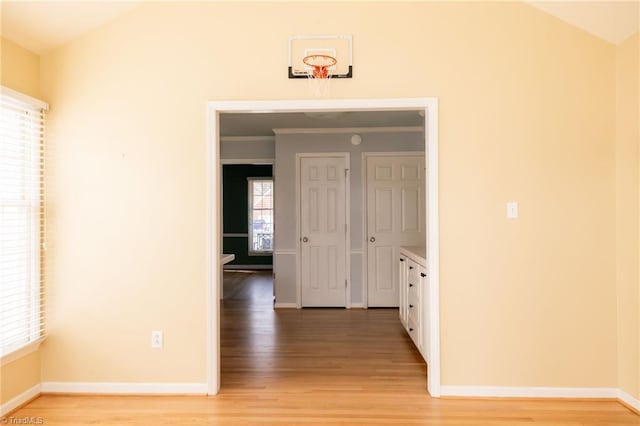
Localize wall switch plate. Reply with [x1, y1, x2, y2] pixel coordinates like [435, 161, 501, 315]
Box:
[151, 330, 163, 349]
[506, 202, 518, 219]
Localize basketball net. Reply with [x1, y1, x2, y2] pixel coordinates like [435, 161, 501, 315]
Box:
[303, 54, 336, 98]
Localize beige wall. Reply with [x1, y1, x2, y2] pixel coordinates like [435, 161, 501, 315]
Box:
[615, 32, 640, 400]
[39, 1, 621, 388]
[0, 352, 41, 406]
[0, 37, 42, 405]
[1, 37, 40, 98]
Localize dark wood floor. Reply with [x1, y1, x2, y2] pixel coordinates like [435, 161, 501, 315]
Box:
[11, 270, 640, 425]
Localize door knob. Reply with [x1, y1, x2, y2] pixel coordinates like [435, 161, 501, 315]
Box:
[302, 236, 309, 243]
[369, 236, 376, 243]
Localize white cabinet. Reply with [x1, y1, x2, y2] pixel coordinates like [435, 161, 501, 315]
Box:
[399, 247, 428, 360]
[398, 255, 408, 327]
[418, 264, 429, 359]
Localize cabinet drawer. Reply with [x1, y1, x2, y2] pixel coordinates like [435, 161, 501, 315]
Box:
[408, 281, 420, 302]
[407, 316, 421, 349]
[407, 259, 419, 282]
[408, 286, 419, 314]
[408, 299, 420, 325]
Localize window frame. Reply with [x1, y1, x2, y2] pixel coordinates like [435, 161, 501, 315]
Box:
[0, 86, 48, 363]
[247, 177, 274, 256]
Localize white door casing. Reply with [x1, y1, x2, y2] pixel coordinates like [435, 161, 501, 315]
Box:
[207, 98, 440, 397]
[366, 154, 425, 307]
[299, 155, 348, 307]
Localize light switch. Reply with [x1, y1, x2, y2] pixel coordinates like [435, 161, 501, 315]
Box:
[507, 202, 518, 219]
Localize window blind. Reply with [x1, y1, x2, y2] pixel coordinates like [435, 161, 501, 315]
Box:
[0, 87, 48, 357]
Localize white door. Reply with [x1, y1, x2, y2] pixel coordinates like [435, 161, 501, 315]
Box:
[300, 156, 348, 307]
[367, 155, 425, 307]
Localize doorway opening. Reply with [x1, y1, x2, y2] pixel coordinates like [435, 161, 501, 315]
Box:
[207, 98, 440, 397]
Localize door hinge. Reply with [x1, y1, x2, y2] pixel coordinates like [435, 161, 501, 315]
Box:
[345, 168, 349, 177]
[345, 223, 347, 233]
[345, 280, 348, 288]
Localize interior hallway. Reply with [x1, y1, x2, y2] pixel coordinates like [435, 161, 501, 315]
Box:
[9, 270, 639, 425]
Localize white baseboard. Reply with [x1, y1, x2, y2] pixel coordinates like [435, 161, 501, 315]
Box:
[274, 302, 297, 308]
[350, 303, 365, 308]
[0, 384, 41, 416]
[440, 386, 619, 399]
[40, 382, 207, 395]
[2, 382, 637, 413]
[223, 265, 272, 270]
[618, 389, 640, 413]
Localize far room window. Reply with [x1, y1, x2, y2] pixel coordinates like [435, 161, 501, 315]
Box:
[0, 87, 48, 358]
[248, 178, 273, 255]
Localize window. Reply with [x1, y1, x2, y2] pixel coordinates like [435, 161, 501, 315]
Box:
[248, 178, 273, 254]
[0, 87, 47, 357]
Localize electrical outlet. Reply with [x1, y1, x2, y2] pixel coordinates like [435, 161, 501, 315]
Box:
[506, 201, 518, 219]
[151, 330, 163, 349]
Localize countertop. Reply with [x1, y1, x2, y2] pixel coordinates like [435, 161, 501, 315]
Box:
[400, 246, 426, 264]
[221, 254, 235, 265]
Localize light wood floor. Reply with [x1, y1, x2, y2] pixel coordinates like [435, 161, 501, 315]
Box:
[11, 270, 639, 425]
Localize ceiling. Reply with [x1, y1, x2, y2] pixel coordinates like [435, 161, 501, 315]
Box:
[526, 1, 639, 44]
[219, 111, 425, 137]
[1, 1, 142, 54]
[1, 1, 637, 53]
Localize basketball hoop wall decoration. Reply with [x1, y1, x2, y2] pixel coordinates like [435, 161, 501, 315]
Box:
[303, 54, 337, 79]
[303, 53, 336, 97]
[289, 35, 353, 98]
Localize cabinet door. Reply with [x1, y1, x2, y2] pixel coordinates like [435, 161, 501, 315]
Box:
[407, 310, 421, 349]
[419, 266, 429, 362]
[399, 256, 408, 325]
[406, 259, 421, 348]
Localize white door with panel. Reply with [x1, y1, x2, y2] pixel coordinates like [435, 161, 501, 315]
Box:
[367, 155, 425, 307]
[300, 156, 348, 307]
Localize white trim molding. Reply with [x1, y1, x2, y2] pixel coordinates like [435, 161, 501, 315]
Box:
[208, 97, 440, 397]
[0, 384, 41, 416]
[273, 249, 297, 255]
[223, 265, 272, 270]
[0, 86, 49, 111]
[272, 126, 423, 135]
[220, 159, 275, 165]
[440, 386, 619, 399]
[40, 382, 207, 395]
[1, 338, 44, 366]
[618, 389, 640, 413]
[220, 136, 274, 143]
[274, 302, 298, 309]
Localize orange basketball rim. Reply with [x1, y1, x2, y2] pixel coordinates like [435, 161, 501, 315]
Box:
[302, 54, 337, 79]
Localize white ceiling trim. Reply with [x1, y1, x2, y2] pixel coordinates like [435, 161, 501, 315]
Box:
[272, 126, 425, 135]
[219, 136, 275, 143]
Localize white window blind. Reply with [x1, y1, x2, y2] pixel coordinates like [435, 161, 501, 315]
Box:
[248, 178, 273, 254]
[0, 87, 48, 357]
